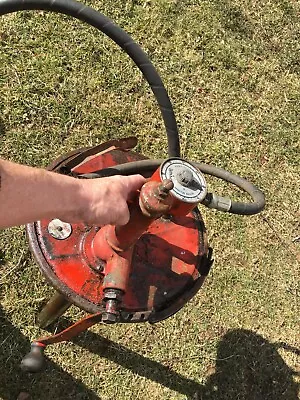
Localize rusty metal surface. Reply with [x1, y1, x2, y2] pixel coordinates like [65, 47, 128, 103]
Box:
[139, 180, 174, 218]
[54, 136, 139, 172]
[27, 139, 210, 322]
[36, 291, 72, 329]
[36, 312, 103, 346]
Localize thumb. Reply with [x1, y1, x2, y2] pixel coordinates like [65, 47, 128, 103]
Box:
[122, 174, 146, 196]
[115, 204, 131, 226]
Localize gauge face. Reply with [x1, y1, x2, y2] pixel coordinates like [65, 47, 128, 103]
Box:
[160, 158, 207, 203]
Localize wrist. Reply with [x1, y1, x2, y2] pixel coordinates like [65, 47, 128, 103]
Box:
[53, 174, 86, 223]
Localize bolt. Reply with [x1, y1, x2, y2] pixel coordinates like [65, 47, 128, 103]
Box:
[48, 219, 72, 240]
[101, 291, 121, 324]
[101, 312, 118, 324]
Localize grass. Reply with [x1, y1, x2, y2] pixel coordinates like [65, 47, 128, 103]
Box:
[0, 0, 299, 399]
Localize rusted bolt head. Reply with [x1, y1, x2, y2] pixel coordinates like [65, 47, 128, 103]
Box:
[102, 312, 118, 324]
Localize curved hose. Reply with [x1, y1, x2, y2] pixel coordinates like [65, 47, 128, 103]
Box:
[0, 0, 180, 157]
[0, 0, 265, 215]
[80, 160, 265, 215]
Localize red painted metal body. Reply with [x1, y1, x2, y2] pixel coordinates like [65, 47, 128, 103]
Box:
[27, 139, 211, 323]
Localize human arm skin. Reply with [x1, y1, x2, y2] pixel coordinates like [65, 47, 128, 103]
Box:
[0, 158, 146, 229]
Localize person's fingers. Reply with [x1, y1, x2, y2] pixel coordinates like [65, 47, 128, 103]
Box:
[78, 175, 146, 226]
[115, 203, 131, 226]
[122, 174, 146, 196]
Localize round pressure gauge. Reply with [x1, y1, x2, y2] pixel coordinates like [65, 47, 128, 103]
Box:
[160, 158, 207, 203]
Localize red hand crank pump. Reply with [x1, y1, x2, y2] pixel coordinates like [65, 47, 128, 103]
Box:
[22, 154, 213, 372]
[0, 0, 265, 373]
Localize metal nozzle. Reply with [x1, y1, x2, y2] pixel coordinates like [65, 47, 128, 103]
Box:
[156, 179, 174, 199]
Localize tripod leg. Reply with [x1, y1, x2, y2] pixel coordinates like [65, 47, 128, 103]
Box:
[36, 291, 71, 329]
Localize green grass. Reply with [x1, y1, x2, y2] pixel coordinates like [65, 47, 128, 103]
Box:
[0, 0, 299, 399]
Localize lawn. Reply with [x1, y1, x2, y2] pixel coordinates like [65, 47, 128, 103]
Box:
[0, 0, 299, 399]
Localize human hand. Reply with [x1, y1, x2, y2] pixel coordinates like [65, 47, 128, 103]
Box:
[0, 158, 146, 229]
[64, 174, 146, 226]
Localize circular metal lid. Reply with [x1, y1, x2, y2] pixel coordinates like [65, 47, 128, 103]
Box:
[160, 158, 207, 203]
[27, 149, 209, 320]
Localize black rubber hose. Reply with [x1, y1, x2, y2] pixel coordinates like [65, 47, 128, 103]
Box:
[0, 0, 180, 158]
[0, 0, 265, 215]
[80, 160, 265, 215]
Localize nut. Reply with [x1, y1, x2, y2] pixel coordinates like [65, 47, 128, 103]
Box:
[101, 312, 118, 324]
[103, 289, 123, 302]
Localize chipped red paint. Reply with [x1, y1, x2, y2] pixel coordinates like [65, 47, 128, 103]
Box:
[29, 142, 209, 319]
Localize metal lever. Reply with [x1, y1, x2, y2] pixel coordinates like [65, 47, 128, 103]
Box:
[21, 312, 103, 372]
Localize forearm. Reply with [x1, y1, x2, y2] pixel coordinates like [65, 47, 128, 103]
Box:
[0, 159, 80, 228]
[0, 158, 146, 229]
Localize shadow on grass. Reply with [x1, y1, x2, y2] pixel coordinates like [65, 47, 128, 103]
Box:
[203, 329, 299, 400]
[72, 324, 299, 400]
[0, 118, 5, 137]
[0, 309, 298, 399]
[212, 0, 254, 39]
[0, 249, 6, 266]
[211, 0, 296, 39]
[0, 308, 99, 400]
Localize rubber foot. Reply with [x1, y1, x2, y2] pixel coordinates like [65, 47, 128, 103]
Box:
[20, 343, 46, 373]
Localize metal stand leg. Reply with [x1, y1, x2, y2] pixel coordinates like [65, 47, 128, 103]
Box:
[36, 292, 71, 329]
